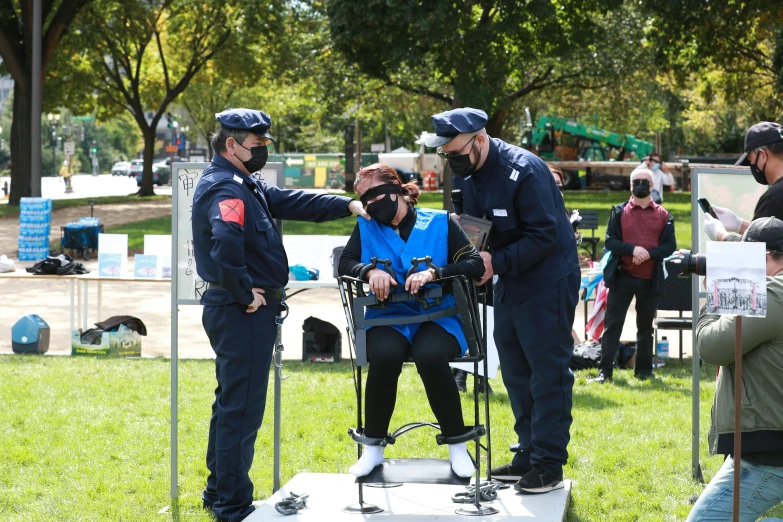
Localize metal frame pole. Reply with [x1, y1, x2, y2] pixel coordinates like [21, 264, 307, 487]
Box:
[171, 167, 179, 501]
[273, 323, 282, 492]
[690, 176, 703, 481]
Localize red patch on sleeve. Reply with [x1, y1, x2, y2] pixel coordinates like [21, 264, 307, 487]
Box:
[219, 198, 245, 226]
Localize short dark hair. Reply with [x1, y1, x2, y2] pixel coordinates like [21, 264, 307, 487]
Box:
[649, 153, 661, 161]
[770, 250, 783, 263]
[210, 127, 251, 154]
[763, 142, 783, 159]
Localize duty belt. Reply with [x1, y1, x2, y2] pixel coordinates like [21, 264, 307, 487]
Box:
[207, 282, 286, 301]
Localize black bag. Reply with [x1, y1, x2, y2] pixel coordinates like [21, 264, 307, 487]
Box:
[570, 341, 602, 370]
[330, 246, 345, 279]
[26, 253, 90, 276]
[302, 316, 341, 362]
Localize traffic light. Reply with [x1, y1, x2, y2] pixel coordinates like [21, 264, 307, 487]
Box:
[90, 140, 98, 157]
[166, 112, 175, 129]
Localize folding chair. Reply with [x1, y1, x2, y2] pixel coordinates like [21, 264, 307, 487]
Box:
[653, 260, 693, 361]
[338, 256, 497, 516]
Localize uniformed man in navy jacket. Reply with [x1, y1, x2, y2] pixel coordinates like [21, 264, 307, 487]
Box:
[427, 108, 580, 494]
[192, 108, 368, 521]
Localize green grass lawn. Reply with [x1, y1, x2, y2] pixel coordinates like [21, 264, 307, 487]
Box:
[4, 356, 781, 521]
[0, 195, 171, 219]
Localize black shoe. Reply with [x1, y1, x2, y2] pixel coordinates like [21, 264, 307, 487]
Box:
[514, 464, 565, 494]
[635, 371, 654, 380]
[491, 462, 530, 478]
[453, 369, 468, 392]
[588, 371, 612, 384]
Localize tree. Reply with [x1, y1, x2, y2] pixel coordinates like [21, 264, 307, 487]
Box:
[51, 0, 281, 195]
[643, 0, 783, 122]
[326, 0, 643, 139]
[0, 0, 91, 204]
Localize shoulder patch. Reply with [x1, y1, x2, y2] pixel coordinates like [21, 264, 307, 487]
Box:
[219, 198, 245, 226]
[509, 169, 520, 182]
[233, 174, 243, 184]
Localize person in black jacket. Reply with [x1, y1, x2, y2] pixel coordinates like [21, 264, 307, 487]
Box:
[590, 168, 676, 383]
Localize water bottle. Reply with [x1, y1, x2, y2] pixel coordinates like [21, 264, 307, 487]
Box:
[657, 336, 669, 361]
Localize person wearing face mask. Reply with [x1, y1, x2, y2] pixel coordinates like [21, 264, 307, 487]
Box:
[192, 108, 369, 522]
[589, 168, 676, 385]
[426, 108, 580, 494]
[638, 153, 676, 204]
[704, 122, 783, 243]
[337, 163, 485, 479]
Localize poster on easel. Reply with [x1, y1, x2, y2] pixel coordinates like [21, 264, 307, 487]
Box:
[706, 242, 766, 317]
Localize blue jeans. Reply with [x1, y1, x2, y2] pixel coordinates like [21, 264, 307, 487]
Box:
[687, 456, 783, 521]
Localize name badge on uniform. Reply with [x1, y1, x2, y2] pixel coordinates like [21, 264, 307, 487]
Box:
[493, 209, 508, 217]
[233, 174, 243, 184]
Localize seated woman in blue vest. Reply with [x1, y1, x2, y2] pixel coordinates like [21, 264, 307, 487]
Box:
[338, 163, 484, 478]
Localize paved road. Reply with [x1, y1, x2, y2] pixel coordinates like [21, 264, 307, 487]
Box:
[0, 174, 172, 202]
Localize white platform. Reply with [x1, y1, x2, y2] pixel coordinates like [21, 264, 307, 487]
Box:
[250, 473, 570, 521]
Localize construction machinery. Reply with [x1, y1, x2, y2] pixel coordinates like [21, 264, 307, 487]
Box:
[521, 110, 655, 189]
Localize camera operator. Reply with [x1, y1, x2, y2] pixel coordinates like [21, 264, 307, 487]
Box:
[687, 216, 783, 521]
[705, 122, 783, 242]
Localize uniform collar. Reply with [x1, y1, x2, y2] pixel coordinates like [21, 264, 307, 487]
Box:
[628, 196, 657, 210]
[472, 138, 499, 179]
[212, 154, 250, 180]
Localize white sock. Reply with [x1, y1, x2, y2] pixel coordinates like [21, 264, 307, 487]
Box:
[449, 442, 475, 478]
[349, 445, 384, 477]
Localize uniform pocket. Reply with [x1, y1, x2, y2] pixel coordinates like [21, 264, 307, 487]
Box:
[254, 216, 274, 247]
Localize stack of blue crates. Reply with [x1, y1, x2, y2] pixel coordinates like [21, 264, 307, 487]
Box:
[18, 198, 53, 261]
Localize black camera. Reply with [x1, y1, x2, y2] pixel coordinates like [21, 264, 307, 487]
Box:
[670, 249, 706, 277]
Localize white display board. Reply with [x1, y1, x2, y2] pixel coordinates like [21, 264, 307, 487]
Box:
[172, 162, 284, 305]
[97, 233, 128, 277]
[144, 235, 172, 279]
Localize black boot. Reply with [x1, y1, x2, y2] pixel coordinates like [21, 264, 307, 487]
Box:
[453, 368, 468, 392]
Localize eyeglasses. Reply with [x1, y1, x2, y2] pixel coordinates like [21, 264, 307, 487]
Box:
[633, 179, 651, 186]
[437, 135, 477, 160]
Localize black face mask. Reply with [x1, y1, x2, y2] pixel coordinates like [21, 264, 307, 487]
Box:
[448, 141, 478, 178]
[751, 151, 768, 185]
[236, 143, 268, 173]
[632, 180, 651, 198]
[361, 184, 403, 225]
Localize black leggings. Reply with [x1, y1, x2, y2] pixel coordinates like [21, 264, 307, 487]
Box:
[364, 322, 466, 439]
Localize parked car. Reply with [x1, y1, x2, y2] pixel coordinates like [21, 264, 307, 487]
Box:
[128, 159, 144, 178]
[111, 161, 131, 176]
[136, 165, 171, 186]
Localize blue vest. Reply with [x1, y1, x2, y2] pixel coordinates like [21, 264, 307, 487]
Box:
[359, 208, 468, 355]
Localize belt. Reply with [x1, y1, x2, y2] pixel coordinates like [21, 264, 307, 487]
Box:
[207, 282, 285, 301]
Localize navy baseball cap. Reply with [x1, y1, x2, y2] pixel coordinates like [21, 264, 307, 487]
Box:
[215, 108, 276, 141]
[735, 121, 783, 165]
[742, 216, 783, 251]
[424, 108, 489, 148]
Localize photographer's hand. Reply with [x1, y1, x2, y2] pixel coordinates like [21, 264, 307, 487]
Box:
[704, 213, 727, 241]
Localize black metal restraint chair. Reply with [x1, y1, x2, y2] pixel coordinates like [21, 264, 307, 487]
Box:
[338, 256, 497, 516]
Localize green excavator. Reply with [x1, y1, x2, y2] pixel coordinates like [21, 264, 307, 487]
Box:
[521, 113, 654, 162]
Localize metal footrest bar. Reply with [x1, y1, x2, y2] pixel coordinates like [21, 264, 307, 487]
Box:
[436, 425, 486, 446]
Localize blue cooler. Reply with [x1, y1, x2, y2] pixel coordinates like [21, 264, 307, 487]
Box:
[11, 315, 50, 354]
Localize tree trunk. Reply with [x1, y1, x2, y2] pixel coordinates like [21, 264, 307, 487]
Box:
[205, 133, 213, 158]
[137, 129, 157, 197]
[486, 109, 508, 140]
[9, 80, 34, 206]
